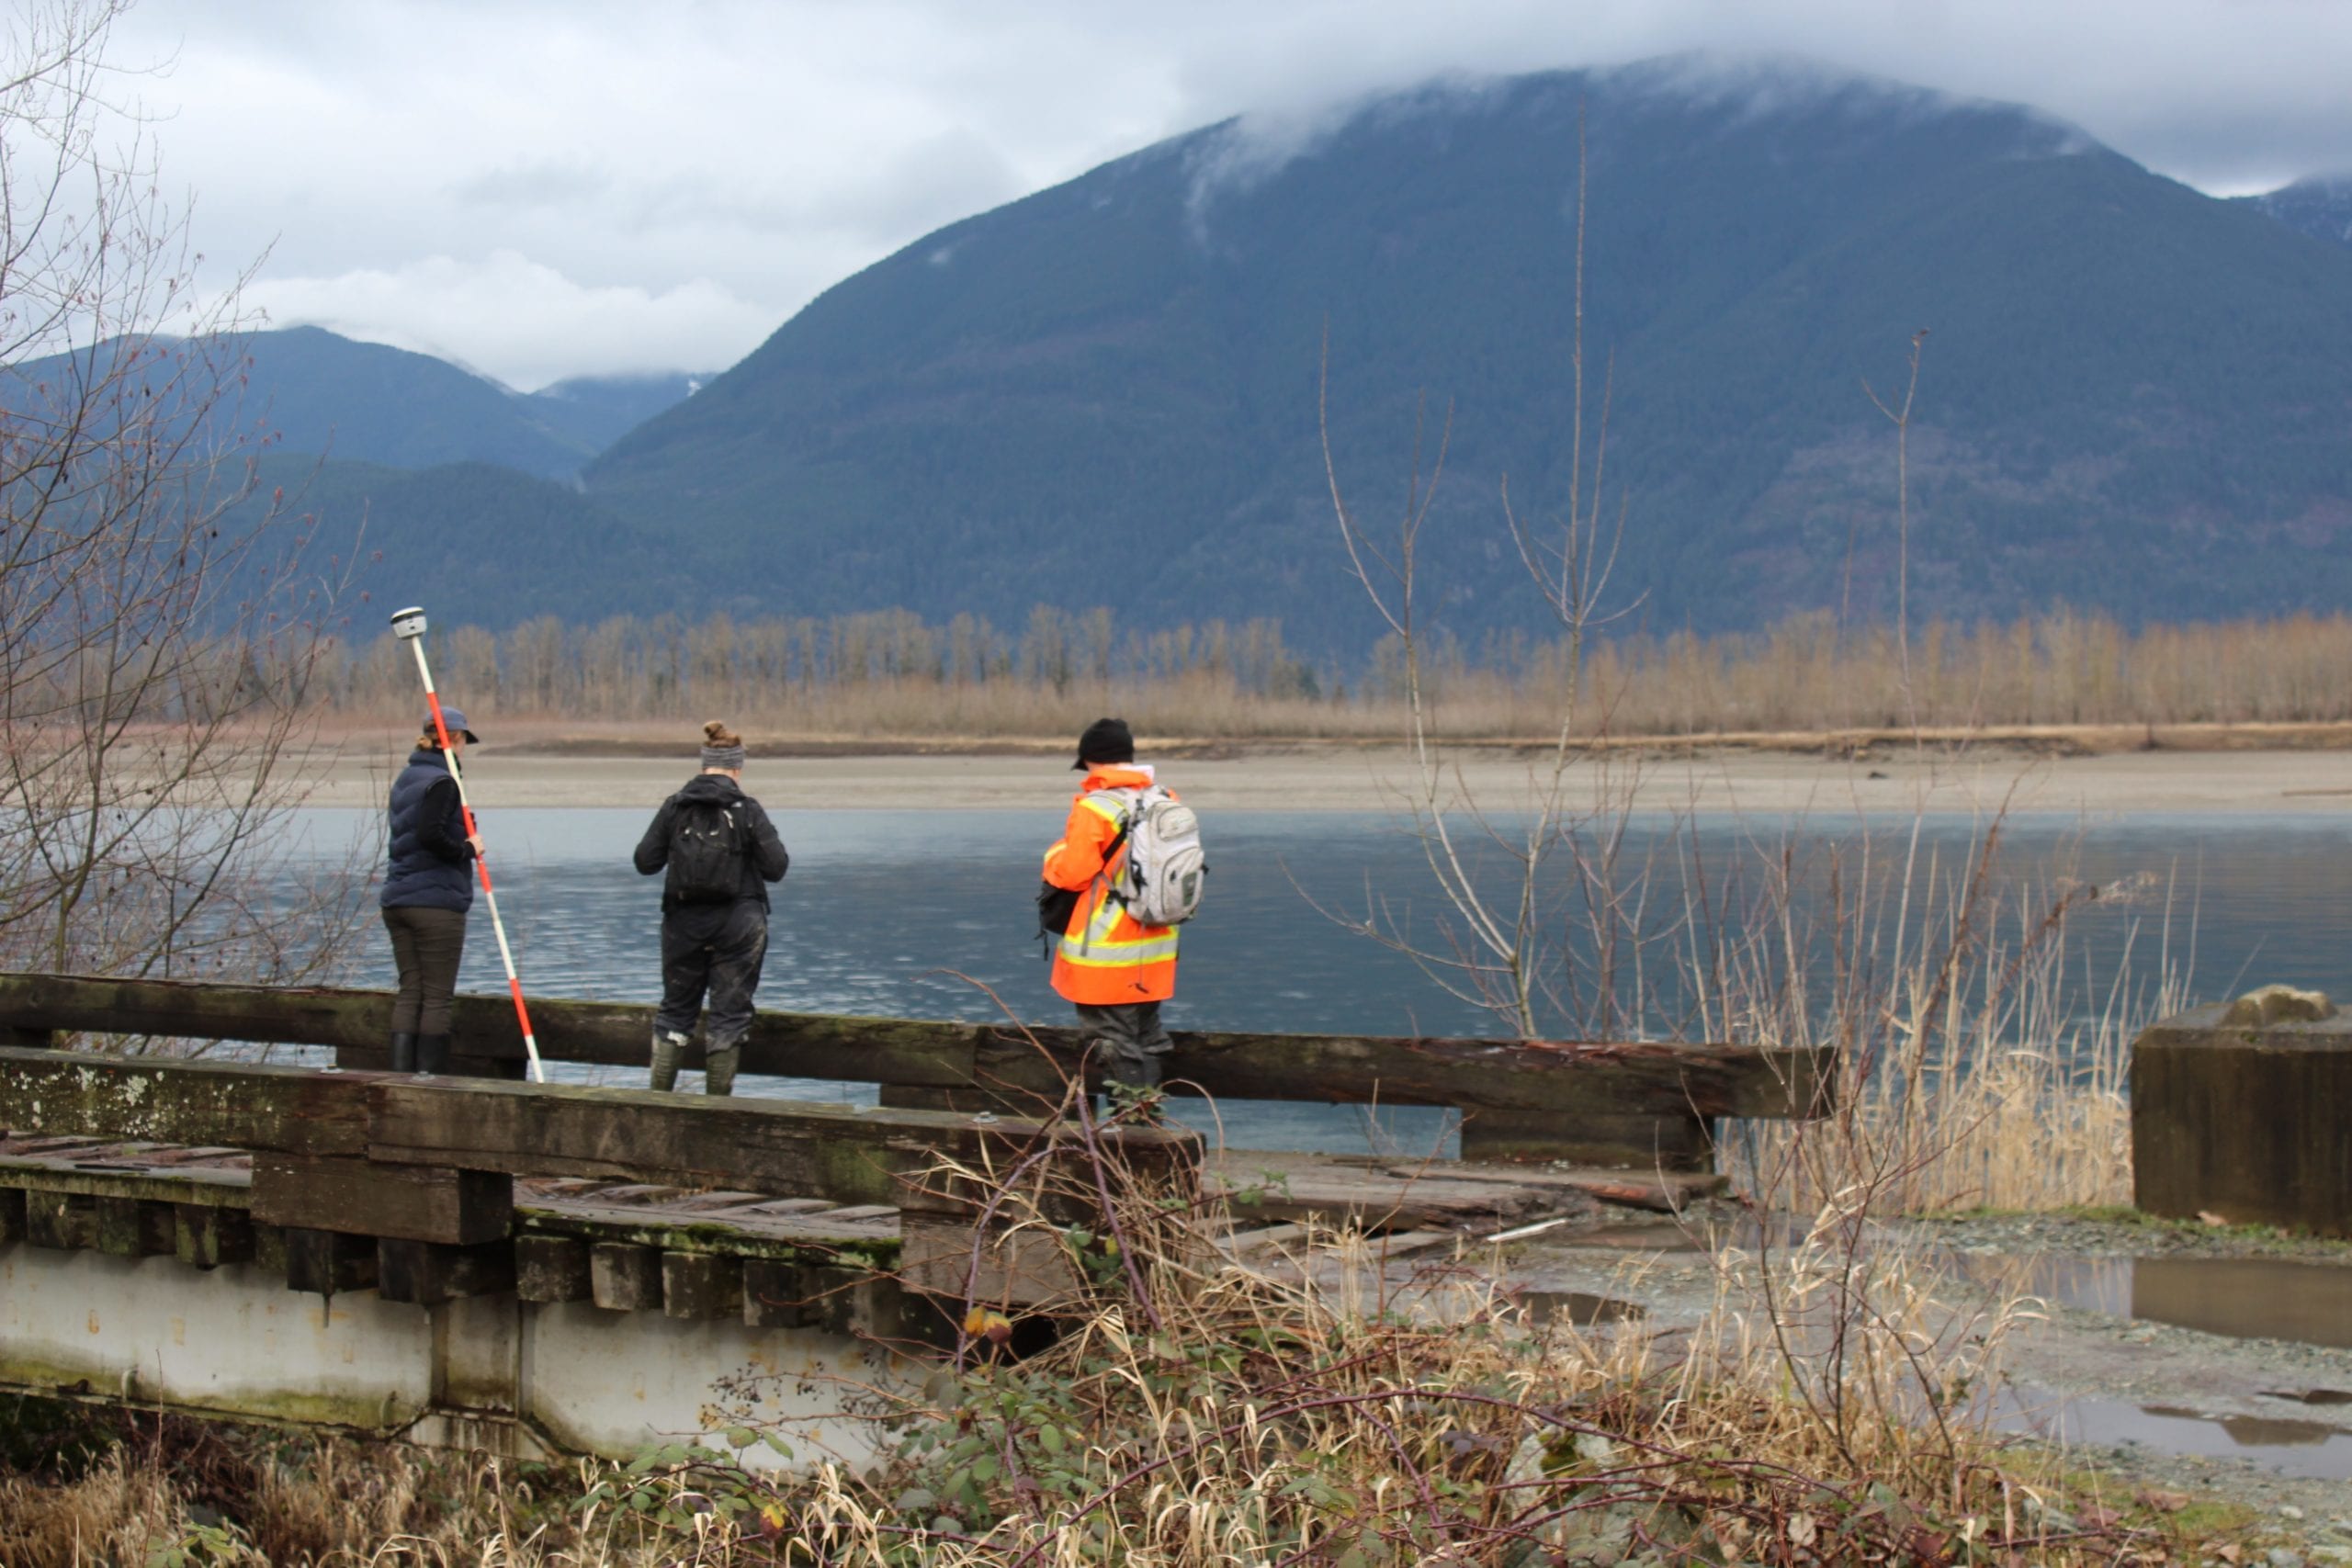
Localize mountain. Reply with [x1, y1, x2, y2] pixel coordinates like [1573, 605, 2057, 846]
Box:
[252, 456, 688, 631]
[6, 326, 707, 481]
[525, 371, 709, 453]
[2242, 175, 2352, 250]
[586, 57, 2352, 646]
[214, 326, 596, 477]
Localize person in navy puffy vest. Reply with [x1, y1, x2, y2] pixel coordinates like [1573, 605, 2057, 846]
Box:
[380, 707, 485, 1074]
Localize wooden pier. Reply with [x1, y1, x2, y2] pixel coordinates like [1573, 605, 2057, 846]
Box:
[0, 971, 1831, 1463]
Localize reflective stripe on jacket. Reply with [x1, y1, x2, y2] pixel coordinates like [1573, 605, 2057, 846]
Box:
[1042, 763, 1178, 1004]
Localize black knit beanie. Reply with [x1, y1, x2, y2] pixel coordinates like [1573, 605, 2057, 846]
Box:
[1072, 716, 1135, 771]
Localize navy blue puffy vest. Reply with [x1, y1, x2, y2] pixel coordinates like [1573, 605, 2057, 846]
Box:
[380, 750, 475, 912]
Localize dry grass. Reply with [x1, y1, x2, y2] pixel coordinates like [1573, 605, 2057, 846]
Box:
[297, 606, 2352, 745]
[1695, 811, 2182, 1217]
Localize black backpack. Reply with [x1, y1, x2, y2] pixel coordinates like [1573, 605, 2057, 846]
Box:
[669, 799, 744, 904]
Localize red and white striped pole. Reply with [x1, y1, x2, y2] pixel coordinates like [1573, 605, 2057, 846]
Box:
[390, 607, 545, 1083]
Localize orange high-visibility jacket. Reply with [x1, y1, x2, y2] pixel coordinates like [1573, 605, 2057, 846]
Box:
[1043, 763, 1179, 1004]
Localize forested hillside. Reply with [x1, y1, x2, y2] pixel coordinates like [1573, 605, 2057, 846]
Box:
[583, 59, 2352, 649]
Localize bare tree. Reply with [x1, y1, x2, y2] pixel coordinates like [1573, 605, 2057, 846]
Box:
[1862, 328, 1928, 731]
[0, 0, 362, 994]
[1320, 111, 1660, 1041]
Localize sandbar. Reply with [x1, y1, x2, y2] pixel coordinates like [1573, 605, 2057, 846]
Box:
[298, 739, 2352, 818]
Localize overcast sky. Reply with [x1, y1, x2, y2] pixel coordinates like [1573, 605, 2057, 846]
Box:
[96, 0, 2352, 390]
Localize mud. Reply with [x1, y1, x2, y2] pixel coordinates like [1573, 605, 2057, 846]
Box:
[1494, 1207, 2352, 1529]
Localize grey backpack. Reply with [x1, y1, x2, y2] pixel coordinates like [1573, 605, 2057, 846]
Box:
[1115, 785, 1207, 926]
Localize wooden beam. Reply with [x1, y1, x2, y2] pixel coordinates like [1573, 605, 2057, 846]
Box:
[363, 1074, 1198, 1217]
[0, 1188, 24, 1244]
[0, 971, 1830, 1121]
[0, 1046, 1197, 1217]
[284, 1229, 376, 1295]
[25, 1191, 93, 1250]
[1457, 1109, 1713, 1169]
[174, 1204, 254, 1269]
[251, 1155, 513, 1247]
[0, 1047, 368, 1156]
[376, 1239, 515, 1305]
[95, 1197, 175, 1258]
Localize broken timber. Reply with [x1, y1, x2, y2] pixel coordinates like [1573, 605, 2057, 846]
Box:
[0, 971, 1833, 1168]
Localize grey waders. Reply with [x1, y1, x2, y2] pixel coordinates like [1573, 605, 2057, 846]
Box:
[650, 1029, 686, 1092]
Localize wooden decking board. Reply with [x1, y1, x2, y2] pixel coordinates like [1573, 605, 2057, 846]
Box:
[513, 1200, 898, 1248]
[0, 1136, 1616, 1261]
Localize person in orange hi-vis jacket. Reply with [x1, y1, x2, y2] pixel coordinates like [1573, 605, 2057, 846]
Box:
[1042, 717, 1178, 1090]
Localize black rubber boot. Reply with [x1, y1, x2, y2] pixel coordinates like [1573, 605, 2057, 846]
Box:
[704, 1043, 741, 1097]
[390, 1032, 417, 1072]
[414, 1034, 451, 1075]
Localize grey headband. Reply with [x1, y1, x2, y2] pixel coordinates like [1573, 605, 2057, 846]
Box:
[701, 743, 746, 771]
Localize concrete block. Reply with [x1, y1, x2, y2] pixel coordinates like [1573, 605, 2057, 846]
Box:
[2132, 998, 2352, 1235]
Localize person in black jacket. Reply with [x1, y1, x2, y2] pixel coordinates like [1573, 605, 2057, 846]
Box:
[380, 707, 485, 1074]
[632, 720, 790, 1094]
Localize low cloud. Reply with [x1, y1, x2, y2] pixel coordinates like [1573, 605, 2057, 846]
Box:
[246, 253, 771, 391]
[108, 0, 2352, 384]
[447, 160, 613, 212]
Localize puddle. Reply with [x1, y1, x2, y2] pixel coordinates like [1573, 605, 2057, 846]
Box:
[1996, 1387, 2352, 1482]
[1968, 1254, 2352, 1350]
[1515, 1289, 1646, 1327]
[1566, 1222, 1713, 1253]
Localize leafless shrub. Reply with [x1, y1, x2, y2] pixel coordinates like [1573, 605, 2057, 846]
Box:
[0, 0, 365, 998]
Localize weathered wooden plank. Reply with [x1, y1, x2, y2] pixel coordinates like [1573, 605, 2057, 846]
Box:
[95, 1197, 175, 1258]
[174, 1204, 254, 1269]
[590, 1243, 662, 1311]
[364, 1076, 1198, 1218]
[0, 972, 981, 1087]
[0, 971, 1829, 1121]
[514, 1201, 898, 1263]
[283, 1229, 376, 1295]
[0, 1048, 368, 1156]
[0, 1154, 250, 1207]
[514, 1235, 593, 1303]
[662, 1252, 742, 1319]
[251, 1155, 512, 1246]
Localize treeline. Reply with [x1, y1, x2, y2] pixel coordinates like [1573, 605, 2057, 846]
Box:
[301, 604, 2352, 738]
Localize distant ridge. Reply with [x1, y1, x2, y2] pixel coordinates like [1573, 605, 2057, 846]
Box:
[6, 324, 708, 480]
[2242, 174, 2352, 251]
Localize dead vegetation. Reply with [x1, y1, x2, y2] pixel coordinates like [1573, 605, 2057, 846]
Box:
[290, 605, 2352, 752]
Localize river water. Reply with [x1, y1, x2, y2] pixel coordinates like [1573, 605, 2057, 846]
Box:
[287, 802, 2352, 1154]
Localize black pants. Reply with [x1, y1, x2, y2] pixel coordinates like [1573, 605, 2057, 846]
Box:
[383, 905, 468, 1034]
[1075, 1000, 1172, 1089]
[655, 899, 769, 1048]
